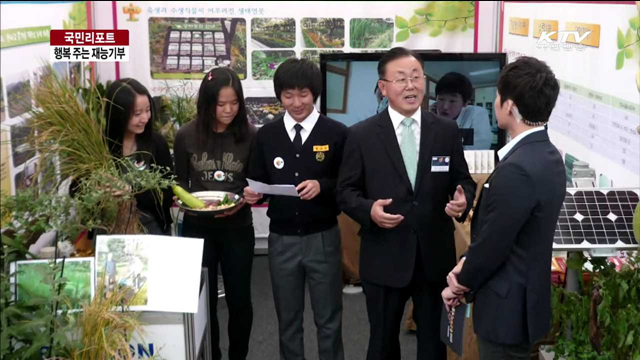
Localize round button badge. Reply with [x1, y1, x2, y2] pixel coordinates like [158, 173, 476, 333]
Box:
[274, 157, 285, 169]
[214, 170, 226, 181]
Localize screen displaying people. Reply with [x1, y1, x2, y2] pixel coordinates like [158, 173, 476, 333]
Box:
[324, 56, 503, 150]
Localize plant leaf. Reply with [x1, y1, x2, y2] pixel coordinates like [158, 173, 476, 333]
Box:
[396, 16, 408, 29]
[414, 7, 428, 16]
[461, 25, 468, 32]
[410, 26, 422, 34]
[426, 2, 436, 16]
[409, 15, 421, 27]
[616, 50, 625, 70]
[630, 15, 640, 31]
[445, 22, 459, 31]
[626, 28, 635, 46]
[396, 29, 410, 42]
[618, 28, 625, 49]
[429, 28, 443, 37]
[626, 330, 635, 346]
[626, 47, 634, 59]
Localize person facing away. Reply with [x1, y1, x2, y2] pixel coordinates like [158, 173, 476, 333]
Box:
[337, 47, 476, 360]
[434, 72, 493, 150]
[104, 78, 174, 235]
[442, 56, 565, 360]
[174, 67, 257, 360]
[244, 58, 348, 360]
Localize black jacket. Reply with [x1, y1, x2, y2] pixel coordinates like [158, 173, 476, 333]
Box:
[458, 129, 566, 345]
[248, 114, 348, 235]
[337, 109, 476, 287]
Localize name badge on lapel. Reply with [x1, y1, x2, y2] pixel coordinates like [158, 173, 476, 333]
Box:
[431, 156, 450, 172]
[314, 145, 328, 162]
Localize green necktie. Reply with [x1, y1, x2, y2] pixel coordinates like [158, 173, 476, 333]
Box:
[400, 117, 417, 189]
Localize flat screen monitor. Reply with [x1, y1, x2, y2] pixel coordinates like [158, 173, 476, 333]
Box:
[320, 52, 507, 151]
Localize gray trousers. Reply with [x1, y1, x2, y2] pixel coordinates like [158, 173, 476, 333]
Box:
[268, 225, 344, 360]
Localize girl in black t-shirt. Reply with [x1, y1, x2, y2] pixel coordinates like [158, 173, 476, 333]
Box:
[174, 68, 256, 360]
[104, 78, 174, 234]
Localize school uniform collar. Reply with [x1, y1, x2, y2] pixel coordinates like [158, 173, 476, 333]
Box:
[283, 107, 320, 134]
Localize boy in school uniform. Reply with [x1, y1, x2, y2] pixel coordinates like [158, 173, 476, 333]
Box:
[244, 58, 348, 360]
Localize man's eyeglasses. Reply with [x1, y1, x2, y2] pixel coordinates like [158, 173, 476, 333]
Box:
[379, 74, 427, 87]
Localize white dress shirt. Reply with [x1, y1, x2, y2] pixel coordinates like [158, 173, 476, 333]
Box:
[283, 108, 320, 145]
[388, 106, 421, 156]
[497, 126, 545, 160]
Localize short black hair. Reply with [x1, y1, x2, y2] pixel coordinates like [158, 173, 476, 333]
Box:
[377, 47, 423, 78]
[273, 58, 322, 102]
[497, 56, 559, 124]
[196, 67, 249, 144]
[104, 78, 154, 158]
[435, 72, 473, 104]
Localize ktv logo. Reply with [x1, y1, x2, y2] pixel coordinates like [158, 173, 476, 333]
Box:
[537, 30, 592, 51]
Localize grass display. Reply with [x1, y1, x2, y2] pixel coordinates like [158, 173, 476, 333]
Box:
[350, 18, 394, 48]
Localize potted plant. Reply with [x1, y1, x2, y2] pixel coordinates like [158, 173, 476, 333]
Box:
[1, 190, 146, 359]
[550, 248, 640, 360]
[1, 66, 172, 358]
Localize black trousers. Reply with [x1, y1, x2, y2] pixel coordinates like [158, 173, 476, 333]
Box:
[362, 245, 447, 360]
[183, 217, 255, 360]
[477, 337, 532, 360]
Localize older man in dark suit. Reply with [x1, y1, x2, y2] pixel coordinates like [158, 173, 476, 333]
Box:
[337, 47, 476, 360]
[443, 56, 565, 360]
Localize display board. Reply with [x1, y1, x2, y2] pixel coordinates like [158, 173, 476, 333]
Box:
[500, 1, 639, 188]
[113, 1, 478, 127]
[0, 1, 89, 197]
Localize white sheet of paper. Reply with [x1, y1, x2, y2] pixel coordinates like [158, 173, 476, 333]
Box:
[96, 234, 204, 313]
[247, 178, 300, 197]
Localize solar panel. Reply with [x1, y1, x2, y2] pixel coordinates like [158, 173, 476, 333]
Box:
[553, 188, 639, 251]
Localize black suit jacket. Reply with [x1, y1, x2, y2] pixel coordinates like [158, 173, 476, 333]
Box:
[337, 109, 475, 287]
[458, 129, 566, 345]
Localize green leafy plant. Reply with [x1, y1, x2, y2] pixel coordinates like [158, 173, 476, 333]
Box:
[0, 190, 147, 359]
[395, 1, 475, 42]
[154, 81, 197, 149]
[551, 251, 640, 360]
[616, 2, 640, 94]
[28, 64, 175, 234]
[1, 242, 79, 360]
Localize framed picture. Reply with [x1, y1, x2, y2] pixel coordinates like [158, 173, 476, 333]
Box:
[12, 257, 95, 310]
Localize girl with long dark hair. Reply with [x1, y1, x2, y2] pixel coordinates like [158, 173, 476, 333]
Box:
[174, 68, 256, 360]
[104, 78, 174, 234]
